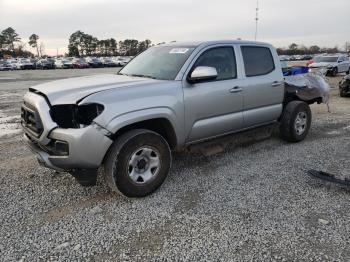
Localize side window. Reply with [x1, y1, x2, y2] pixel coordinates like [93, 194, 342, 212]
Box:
[241, 46, 275, 77]
[193, 47, 237, 81]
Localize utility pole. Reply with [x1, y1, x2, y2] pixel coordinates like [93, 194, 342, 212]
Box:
[254, 0, 259, 41]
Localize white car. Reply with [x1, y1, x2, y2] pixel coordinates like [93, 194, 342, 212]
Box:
[308, 55, 350, 76]
[7, 60, 18, 70]
[15, 58, 35, 70]
[55, 59, 73, 69]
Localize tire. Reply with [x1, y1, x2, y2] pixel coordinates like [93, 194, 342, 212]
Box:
[340, 88, 347, 97]
[280, 101, 312, 142]
[104, 129, 171, 197]
[332, 67, 338, 77]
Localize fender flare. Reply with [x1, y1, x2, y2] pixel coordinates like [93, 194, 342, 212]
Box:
[105, 107, 185, 146]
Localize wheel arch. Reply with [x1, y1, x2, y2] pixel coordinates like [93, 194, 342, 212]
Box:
[105, 108, 182, 150]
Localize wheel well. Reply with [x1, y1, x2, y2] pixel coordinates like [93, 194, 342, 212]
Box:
[284, 92, 322, 106]
[113, 118, 177, 149]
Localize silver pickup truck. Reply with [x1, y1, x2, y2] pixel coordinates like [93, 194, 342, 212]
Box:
[22, 40, 324, 197]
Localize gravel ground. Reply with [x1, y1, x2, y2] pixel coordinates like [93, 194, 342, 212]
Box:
[0, 69, 350, 261]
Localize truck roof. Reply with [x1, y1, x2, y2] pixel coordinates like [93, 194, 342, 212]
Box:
[162, 39, 272, 48]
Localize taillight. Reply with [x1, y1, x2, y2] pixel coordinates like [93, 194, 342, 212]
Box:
[306, 60, 314, 66]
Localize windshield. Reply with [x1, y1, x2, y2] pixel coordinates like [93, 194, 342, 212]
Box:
[315, 56, 338, 63]
[119, 46, 195, 80]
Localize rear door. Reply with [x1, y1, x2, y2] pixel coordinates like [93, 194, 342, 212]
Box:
[238, 45, 284, 127]
[338, 56, 349, 72]
[183, 45, 244, 142]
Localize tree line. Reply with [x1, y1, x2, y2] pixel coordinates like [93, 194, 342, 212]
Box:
[277, 43, 344, 56]
[0, 27, 153, 58]
[67, 30, 152, 57]
[0, 27, 348, 58]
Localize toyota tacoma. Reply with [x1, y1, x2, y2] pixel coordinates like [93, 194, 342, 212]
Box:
[22, 40, 328, 197]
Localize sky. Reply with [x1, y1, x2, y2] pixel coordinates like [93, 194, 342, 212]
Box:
[1, 0, 349, 56]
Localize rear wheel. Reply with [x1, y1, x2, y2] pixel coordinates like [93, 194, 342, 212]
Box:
[280, 101, 312, 142]
[104, 129, 171, 197]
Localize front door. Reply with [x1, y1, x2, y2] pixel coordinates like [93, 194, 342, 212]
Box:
[183, 46, 243, 142]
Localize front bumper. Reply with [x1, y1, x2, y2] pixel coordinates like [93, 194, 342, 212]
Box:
[22, 92, 113, 171]
[24, 124, 113, 171]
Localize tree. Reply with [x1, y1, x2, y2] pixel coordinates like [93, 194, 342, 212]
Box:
[68, 30, 99, 56]
[81, 34, 98, 55]
[289, 43, 298, 51]
[68, 44, 79, 57]
[29, 34, 40, 57]
[68, 30, 85, 56]
[138, 39, 152, 53]
[0, 33, 4, 48]
[109, 38, 117, 56]
[119, 39, 139, 56]
[1, 27, 21, 51]
[309, 45, 320, 54]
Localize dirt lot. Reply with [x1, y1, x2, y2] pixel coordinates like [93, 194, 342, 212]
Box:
[0, 69, 350, 261]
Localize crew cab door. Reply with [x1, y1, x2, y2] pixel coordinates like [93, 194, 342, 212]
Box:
[183, 45, 244, 142]
[238, 45, 284, 127]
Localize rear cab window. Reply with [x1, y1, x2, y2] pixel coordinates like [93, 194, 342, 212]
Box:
[241, 46, 275, 77]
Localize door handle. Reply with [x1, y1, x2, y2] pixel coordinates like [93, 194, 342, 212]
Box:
[229, 86, 242, 93]
[271, 81, 283, 87]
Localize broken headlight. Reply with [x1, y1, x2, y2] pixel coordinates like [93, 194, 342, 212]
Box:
[50, 103, 104, 128]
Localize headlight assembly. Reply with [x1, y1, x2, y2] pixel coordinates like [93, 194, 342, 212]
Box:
[50, 103, 104, 128]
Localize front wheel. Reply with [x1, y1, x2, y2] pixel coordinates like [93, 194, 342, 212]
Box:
[104, 129, 171, 197]
[280, 101, 312, 142]
[332, 67, 338, 77]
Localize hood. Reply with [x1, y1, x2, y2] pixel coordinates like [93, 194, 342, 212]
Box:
[309, 62, 335, 68]
[30, 74, 162, 105]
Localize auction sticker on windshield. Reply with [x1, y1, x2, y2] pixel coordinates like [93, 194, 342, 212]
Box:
[169, 48, 189, 54]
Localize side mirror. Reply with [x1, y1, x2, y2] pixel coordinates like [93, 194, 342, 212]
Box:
[338, 60, 343, 63]
[188, 66, 218, 83]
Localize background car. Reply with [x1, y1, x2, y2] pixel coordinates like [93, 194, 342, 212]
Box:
[101, 57, 118, 67]
[86, 57, 103, 68]
[114, 57, 129, 66]
[16, 58, 35, 70]
[308, 55, 350, 76]
[8, 60, 18, 70]
[36, 59, 55, 69]
[55, 58, 73, 69]
[72, 58, 89, 69]
[0, 61, 14, 71]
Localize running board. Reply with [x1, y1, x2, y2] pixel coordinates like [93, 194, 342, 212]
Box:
[307, 169, 350, 186]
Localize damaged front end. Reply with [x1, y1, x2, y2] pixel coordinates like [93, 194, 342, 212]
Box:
[50, 103, 105, 129]
[22, 90, 113, 186]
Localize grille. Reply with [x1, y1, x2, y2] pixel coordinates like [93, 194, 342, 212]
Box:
[21, 104, 44, 138]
